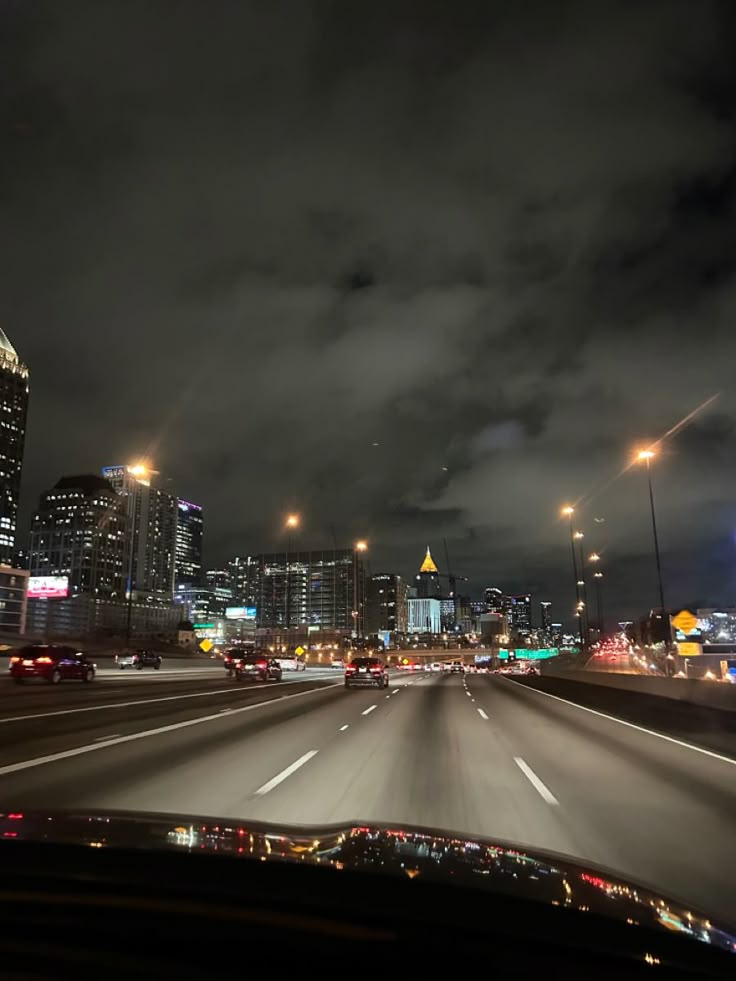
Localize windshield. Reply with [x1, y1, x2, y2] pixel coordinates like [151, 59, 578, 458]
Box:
[0, 0, 734, 936]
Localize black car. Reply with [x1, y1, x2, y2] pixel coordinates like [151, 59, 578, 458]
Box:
[115, 649, 162, 670]
[1, 812, 734, 978]
[345, 656, 389, 688]
[9, 645, 96, 685]
[233, 652, 282, 683]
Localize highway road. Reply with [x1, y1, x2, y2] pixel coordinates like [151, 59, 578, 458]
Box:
[0, 666, 733, 923]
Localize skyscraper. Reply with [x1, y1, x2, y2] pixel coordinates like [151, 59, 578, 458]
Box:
[28, 474, 127, 596]
[540, 601, 552, 636]
[365, 573, 409, 636]
[415, 546, 441, 598]
[484, 587, 506, 614]
[228, 555, 259, 607]
[175, 500, 204, 588]
[509, 593, 532, 637]
[102, 465, 178, 601]
[0, 329, 29, 566]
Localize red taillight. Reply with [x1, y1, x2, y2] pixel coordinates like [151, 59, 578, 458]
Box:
[9, 656, 20, 664]
[345, 665, 357, 673]
[257, 661, 267, 669]
[35, 657, 53, 664]
[370, 667, 382, 674]
[7, 814, 23, 820]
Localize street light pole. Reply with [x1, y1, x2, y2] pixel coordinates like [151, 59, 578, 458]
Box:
[593, 571, 604, 637]
[354, 541, 367, 639]
[574, 531, 589, 648]
[284, 514, 300, 645]
[125, 473, 143, 652]
[562, 507, 583, 648]
[642, 454, 666, 612]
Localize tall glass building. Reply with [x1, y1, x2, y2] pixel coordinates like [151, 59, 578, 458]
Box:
[175, 499, 204, 587]
[0, 328, 29, 566]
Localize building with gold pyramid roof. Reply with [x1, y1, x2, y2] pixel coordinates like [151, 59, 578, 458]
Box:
[415, 546, 441, 598]
[419, 546, 438, 574]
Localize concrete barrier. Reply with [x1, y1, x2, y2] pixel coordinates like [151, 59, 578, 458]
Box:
[543, 668, 736, 712]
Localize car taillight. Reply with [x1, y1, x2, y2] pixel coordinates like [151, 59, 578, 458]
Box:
[257, 661, 267, 669]
[35, 657, 53, 664]
[370, 667, 382, 673]
[345, 665, 357, 673]
[9, 656, 20, 664]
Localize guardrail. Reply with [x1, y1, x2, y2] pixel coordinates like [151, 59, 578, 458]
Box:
[542, 668, 736, 712]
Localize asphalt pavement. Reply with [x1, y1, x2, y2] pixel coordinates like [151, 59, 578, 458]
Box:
[0, 666, 733, 923]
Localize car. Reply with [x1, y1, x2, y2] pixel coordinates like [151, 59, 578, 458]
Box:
[277, 656, 306, 672]
[331, 658, 345, 669]
[222, 649, 245, 676]
[115, 649, 162, 670]
[232, 652, 282, 683]
[449, 661, 465, 673]
[9, 645, 96, 685]
[345, 656, 389, 688]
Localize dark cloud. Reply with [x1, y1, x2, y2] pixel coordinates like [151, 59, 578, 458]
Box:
[2, 0, 736, 624]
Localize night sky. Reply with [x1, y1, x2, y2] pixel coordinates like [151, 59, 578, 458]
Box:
[3, 1, 736, 625]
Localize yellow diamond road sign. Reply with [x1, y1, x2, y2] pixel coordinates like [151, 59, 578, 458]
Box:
[199, 638, 213, 653]
[295, 646, 305, 656]
[671, 610, 698, 635]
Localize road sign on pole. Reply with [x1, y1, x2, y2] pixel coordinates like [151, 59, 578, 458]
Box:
[199, 639, 213, 653]
[671, 610, 698, 635]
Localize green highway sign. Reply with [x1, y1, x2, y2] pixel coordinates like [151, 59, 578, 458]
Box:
[498, 648, 559, 660]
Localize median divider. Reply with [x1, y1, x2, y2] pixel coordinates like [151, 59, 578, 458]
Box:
[542, 668, 736, 713]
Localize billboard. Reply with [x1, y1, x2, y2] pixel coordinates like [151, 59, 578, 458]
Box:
[102, 465, 125, 480]
[28, 575, 69, 600]
[225, 606, 256, 620]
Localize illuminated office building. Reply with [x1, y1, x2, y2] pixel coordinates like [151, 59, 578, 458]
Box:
[0, 329, 29, 566]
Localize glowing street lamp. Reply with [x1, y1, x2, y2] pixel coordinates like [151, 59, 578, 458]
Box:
[285, 513, 300, 529]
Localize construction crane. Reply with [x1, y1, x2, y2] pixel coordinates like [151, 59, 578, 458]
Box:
[442, 538, 469, 598]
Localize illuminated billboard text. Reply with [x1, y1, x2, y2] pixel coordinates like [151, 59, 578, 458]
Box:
[28, 575, 69, 599]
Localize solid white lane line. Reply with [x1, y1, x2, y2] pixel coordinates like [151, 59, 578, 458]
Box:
[514, 756, 559, 805]
[504, 678, 736, 767]
[94, 734, 120, 741]
[362, 704, 377, 716]
[0, 685, 338, 777]
[392, 689, 400, 694]
[385, 695, 391, 699]
[477, 708, 489, 720]
[339, 725, 349, 731]
[254, 751, 318, 796]
[0, 677, 336, 725]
